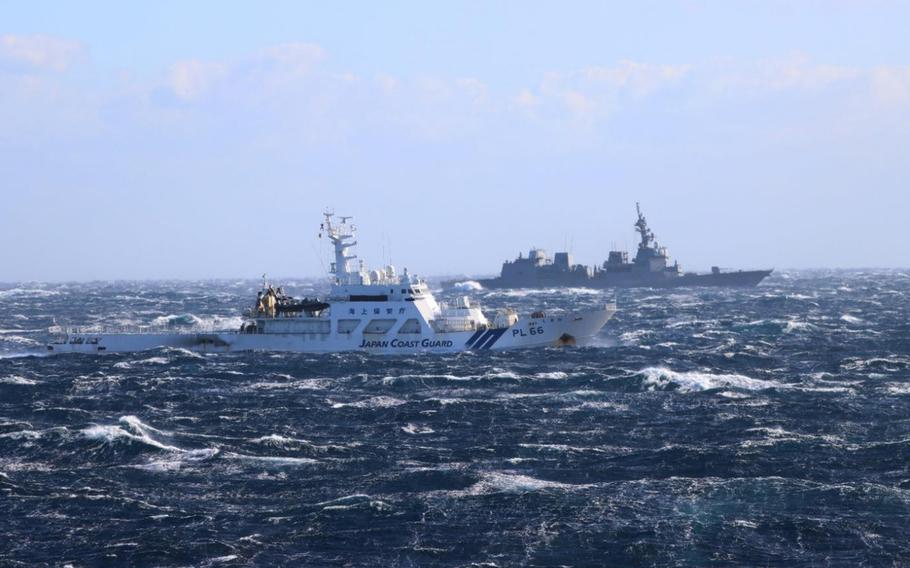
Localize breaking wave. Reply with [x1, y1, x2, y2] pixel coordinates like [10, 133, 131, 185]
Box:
[0, 375, 39, 385]
[150, 314, 244, 330]
[0, 288, 60, 299]
[640, 367, 781, 393]
[330, 396, 406, 409]
[452, 280, 483, 291]
[82, 415, 183, 452]
[451, 471, 591, 497]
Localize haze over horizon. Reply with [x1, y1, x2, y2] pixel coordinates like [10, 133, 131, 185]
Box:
[2, 1, 909, 281]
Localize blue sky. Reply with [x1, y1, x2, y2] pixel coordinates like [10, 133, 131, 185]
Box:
[2, 1, 909, 280]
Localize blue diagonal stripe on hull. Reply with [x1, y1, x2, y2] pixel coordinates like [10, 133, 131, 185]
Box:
[465, 328, 487, 348]
[479, 328, 508, 350]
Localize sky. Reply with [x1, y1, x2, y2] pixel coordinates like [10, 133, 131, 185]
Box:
[2, 1, 909, 281]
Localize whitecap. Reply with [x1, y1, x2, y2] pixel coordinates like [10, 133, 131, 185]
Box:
[82, 415, 184, 452]
[783, 320, 814, 333]
[151, 313, 204, 327]
[163, 347, 205, 359]
[740, 426, 843, 448]
[0, 375, 38, 385]
[151, 314, 243, 331]
[487, 370, 521, 380]
[490, 287, 600, 298]
[640, 367, 780, 393]
[135, 357, 169, 365]
[428, 397, 470, 406]
[841, 356, 909, 372]
[568, 400, 630, 412]
[0, 335, 40, 347]
[247, 378, 331, 391]
[224, 452, 318, 466]
[315, 494, 392, 512]
[0, 352, 48, 360]
[82, 424, 177, 451]
[120, 415, 171, 436]
[251, 434, 310, 446]
[534, 371, 569, 380]
[0, 288, 60, 299]
[137, 448, 221, 472]
[452, 280, 483, 291]
[0, 429, 44, 440]
[731, 519, 759, 529]
[718, 391, 751, 399]
[401, 423, 434, 435]
[518, 443, 607, 454]
[619, 330, 652, 345]
[457, 471, 590, 496]
[330, 396, 406, 409]
[885, 383, 910, 395]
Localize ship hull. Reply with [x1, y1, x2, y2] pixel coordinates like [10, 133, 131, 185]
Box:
[477, 269, 772, 290]
[47, 306, 615, 355]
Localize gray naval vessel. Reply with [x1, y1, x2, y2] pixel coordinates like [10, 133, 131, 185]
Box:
[475, 204, 772, 290]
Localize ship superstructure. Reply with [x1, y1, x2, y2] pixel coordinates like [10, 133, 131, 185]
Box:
[48, 213, 615, 354]
[475, 203, 772, 290]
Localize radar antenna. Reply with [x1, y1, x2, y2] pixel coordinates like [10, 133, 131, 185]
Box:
[634, 202, 656, 251]
[321, 211, 361, 284]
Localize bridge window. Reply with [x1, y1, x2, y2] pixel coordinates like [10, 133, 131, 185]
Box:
[365, 319, 396, 334]
[337, 319, 360, 334]
[398, 318, 422, 334]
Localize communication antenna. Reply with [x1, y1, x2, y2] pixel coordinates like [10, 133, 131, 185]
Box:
[381, 230, 393, 268]
[311, 240, 328, 277]
[315, 209, 336, 277]
[386, 231, 394, 268]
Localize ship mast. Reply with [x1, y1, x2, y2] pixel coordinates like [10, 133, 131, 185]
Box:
[634, 202, 656, 251]
[321, 212, 362, 285]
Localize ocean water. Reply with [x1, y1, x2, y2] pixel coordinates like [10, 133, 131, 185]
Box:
[2, 271, 909, 566]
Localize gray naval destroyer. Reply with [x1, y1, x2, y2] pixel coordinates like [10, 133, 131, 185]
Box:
[476, 204, 772, 290]
[47, 213, 616, 355]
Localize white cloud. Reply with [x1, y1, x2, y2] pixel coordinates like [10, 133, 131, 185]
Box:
[258, 42, 325, 75]
[376, 73, 399, 96]
[167, 42, 326, 101]
[5, 38, 910, 153]
[869, 65, 910, 105]
[169, 59, 229, 101]
[455, 77, 487, 102]
[528, 61, 691, 120]
[513, 88, 539, 109]
[709, 54, 861, 94]
[578, 61, 691, 95]
[0, 34, 85, 71]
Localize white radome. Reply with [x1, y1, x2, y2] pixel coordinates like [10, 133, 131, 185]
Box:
[48, 213, 616, 354]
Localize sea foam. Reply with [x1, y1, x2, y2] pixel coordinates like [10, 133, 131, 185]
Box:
[640, 367, 780, 393]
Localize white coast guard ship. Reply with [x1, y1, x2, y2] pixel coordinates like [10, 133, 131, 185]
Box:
[48, 214, 616, 355]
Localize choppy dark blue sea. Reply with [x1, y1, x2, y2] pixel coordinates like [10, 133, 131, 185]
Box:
[2, 271, 910, 567]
